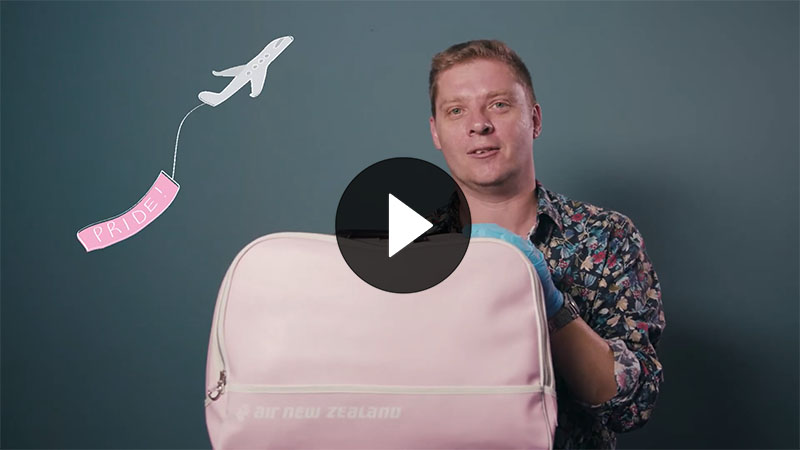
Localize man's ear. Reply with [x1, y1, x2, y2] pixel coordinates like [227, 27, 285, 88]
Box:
[429, 116, 442, 150]
[531, 103, 542, 139]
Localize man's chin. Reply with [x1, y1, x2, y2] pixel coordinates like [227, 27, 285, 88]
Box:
[467, 174, 516, 191]
[472, 180, 504, 188]
[451, 168, 521, 193]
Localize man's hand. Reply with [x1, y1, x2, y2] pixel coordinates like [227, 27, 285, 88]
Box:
[472, 222, 618, 406]
[471, 223, 564, 318]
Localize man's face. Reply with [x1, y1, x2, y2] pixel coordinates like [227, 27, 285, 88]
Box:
[429, 59, 541, 194]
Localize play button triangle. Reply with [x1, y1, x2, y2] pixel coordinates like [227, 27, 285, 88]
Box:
[388, 193, 433, 258]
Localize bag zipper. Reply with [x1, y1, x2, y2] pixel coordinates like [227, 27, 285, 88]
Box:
[225, 383, 552, 395]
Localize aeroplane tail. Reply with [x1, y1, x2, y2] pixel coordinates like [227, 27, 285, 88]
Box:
[198, 91, 223, 107]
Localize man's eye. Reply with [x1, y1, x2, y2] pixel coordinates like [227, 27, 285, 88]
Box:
[493, 102, 508, 108]
[449, 108, 462, 115]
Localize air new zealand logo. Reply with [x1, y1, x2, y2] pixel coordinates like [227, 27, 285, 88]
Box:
[235, 405, 402, 421]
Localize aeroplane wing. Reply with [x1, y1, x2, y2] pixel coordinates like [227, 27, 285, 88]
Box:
[249, 66, 267, 98]
[211, 65, 246, 77]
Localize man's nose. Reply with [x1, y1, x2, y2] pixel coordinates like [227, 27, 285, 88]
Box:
[469, 112, 494, 135]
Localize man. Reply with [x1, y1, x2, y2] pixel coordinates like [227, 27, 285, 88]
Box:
[427, 40, 665, 449]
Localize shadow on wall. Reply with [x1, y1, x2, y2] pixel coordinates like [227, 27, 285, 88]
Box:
[618, 322, 798, 449]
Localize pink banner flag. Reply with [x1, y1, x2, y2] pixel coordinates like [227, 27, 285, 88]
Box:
[77, 171, 180, 252]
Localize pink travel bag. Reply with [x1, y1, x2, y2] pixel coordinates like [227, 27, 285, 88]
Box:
[204, 232, 557, 449]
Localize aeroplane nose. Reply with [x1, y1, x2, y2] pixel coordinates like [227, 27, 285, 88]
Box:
[261, 36, 293, 60]
[274, 36, 293, 48]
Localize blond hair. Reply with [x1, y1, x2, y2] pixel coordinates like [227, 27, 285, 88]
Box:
[429, 39, 536, 118]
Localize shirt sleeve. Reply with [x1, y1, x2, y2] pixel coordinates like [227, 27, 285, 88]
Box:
[577, 213, 666, 433]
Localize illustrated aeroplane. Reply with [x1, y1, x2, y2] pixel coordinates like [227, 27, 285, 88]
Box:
[198, 35, 294, 107]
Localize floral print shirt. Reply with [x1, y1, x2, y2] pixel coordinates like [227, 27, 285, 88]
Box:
[529, 180, 665, 449]
[430, 179, 665, 449]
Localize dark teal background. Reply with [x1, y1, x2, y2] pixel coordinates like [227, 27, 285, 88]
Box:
[2, 1, 798, 448]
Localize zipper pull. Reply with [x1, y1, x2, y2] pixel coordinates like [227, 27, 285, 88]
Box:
[207, 370, 227, 401]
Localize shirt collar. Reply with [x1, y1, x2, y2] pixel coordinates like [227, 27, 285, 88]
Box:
[433, 179, 564, 238]
[527, 179, 564, 239]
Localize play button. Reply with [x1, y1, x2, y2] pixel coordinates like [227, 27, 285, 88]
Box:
[335, 157, 471, 293]
[388, 194, 433, 258]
